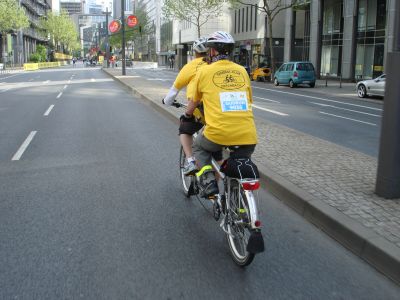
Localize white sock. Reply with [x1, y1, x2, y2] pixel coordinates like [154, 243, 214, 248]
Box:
[187, 156, 195, 163]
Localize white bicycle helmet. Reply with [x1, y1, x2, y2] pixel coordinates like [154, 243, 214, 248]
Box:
[193, 36, 208, 53]
[206, 31, 235, 54]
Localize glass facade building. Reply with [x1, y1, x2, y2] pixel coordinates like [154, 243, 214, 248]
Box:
[320, 0, 343, 76]
[355, 0, 387, 79]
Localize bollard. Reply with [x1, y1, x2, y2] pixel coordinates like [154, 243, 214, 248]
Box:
[325, 73, 329, 87]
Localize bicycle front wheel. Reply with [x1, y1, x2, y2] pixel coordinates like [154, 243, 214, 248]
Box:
[179, 146, 191, 197]
[226, 180, 255, 266]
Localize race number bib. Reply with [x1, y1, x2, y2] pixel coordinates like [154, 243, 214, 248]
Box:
[219, 92, 248, 112]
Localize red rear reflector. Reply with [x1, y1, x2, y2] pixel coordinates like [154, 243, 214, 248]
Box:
[254, 220, 262, 227]
[294, 71, 298, 77]
[242, 181, 260, 190]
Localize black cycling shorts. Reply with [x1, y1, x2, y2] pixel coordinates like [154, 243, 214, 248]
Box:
[179, 119, 203, 135]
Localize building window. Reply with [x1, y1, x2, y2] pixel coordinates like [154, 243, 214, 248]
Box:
[250, 5, 253, 31]
[234, 10, 237, 34]
[246, 6, 249, 32]
[355, 0, 386, 79]
[321, 0, 343, 77]
[238, 9, 241, 33]
[254, 5, 257, 31]
[242, 8, 245, 32]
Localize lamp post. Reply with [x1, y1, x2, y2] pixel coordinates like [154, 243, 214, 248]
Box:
[121, 0, 126, 75]
[105, 7, 110, 67]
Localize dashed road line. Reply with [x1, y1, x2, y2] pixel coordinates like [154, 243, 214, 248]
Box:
[57, 92, 63, 99]
[253, 96, 280, 103]
[44, 104, 54, 116]
[319, 111, 377, 126]
[252, 104, 289, 116]
[11, 131, 37, 161]
[63, 85, 68, 89]
[310, 102, 381, 117]
[253, 86, 382, 111]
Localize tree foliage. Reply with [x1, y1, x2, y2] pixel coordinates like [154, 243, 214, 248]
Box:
[228, 0, 300, 75]
[0, 0, 29, 34]
[41, 10, 79, 53]
[109, 5, 152, 51]
[162, 0, 227, 38]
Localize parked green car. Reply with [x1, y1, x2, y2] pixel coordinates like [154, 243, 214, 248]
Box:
[274, 61, 316, 88]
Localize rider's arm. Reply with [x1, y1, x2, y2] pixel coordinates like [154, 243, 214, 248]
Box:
[185, 98, 198, 116]
[185, 71, 202, 116]
[163, 63, 192, 105]
[163, 86, 180, 105]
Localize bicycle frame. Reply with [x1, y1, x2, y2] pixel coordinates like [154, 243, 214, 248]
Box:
[211, 157, 261, 230]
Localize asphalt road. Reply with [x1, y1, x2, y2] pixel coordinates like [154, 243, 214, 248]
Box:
[0, 66, 398, 299]
[124, 67, 382, 157]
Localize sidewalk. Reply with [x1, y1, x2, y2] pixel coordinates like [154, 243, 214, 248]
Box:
[102, 67, 400, 285]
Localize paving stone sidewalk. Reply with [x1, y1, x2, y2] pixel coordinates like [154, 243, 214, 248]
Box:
[103, 67, 400, 284]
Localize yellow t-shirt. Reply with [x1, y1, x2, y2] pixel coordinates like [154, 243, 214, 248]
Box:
[173, 57, 207, 99]
[190, 60, 258, 146]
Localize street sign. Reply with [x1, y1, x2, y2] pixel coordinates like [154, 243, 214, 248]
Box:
[126, 15, 138, 28]
[109, 20, 121, 33]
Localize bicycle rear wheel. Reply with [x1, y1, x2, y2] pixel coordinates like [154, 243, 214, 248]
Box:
[226, 180, 255, 266]
[179, 146, 191, 197]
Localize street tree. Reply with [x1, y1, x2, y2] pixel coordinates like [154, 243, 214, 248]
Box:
[41, 10, 79, 54]
[0, 0, 29, 64]
[162, 0, 227, 38]
[109, 5, 152, 57]
[228, 0, 307, 76]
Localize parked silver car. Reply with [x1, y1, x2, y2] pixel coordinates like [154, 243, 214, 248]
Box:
[356, 74, 385, 98]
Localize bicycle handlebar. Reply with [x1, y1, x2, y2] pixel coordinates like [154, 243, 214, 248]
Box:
[172, 101, 187, 108]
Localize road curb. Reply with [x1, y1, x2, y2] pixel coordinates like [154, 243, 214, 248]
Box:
[103, 68, 400, 285]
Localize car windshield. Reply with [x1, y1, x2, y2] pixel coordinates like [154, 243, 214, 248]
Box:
[296, 63, 314, 71]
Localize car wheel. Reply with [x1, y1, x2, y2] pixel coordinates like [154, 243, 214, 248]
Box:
[357, 84, 367, 98]
[309, 82, 315, 88]
[274, 78, 279, 86]
[289, 80, 296, 88]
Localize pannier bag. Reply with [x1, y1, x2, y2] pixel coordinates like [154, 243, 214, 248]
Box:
[220, 158, 259, 179]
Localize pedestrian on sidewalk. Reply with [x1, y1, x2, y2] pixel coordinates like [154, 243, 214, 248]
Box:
[169, 55, 175, 69]
[162, 37, 210, 175]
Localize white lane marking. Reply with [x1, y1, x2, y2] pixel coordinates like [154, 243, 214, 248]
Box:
[252, 104, 289, 116]
[310, 102, 381, 117]
[68, 80, 71, 84]
[63, 85, 68, 89]
[146, 78, 168, 81]
[319, 111, 377, 126]
[57, 92, 63, 99]
[0, 87, 12, 93]
[116, 75, 140, 78]
[12, 131, 37, 161]
[253, 86, 382, 111]
[43, 80, 50, 84]
[253, 96, 280, 103]
[0, 74, 19, 80]
[91, 78, 95, 82]
[44, 104, 54, 116]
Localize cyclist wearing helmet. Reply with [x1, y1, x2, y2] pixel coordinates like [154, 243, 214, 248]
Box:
[186, 31, 258, 197]
[162, 37, 209, 175]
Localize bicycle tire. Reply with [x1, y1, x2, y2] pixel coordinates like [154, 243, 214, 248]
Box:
[179, 146, 191, 197]
[226, 180, 255, 266]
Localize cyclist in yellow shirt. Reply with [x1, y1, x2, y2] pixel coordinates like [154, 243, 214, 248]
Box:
[185, 31, 258, 197]
[162, 37, 209, 175]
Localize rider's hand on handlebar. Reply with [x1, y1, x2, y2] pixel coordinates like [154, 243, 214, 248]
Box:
[180, 113, 194, 122]
[172, 101, 182, 108]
